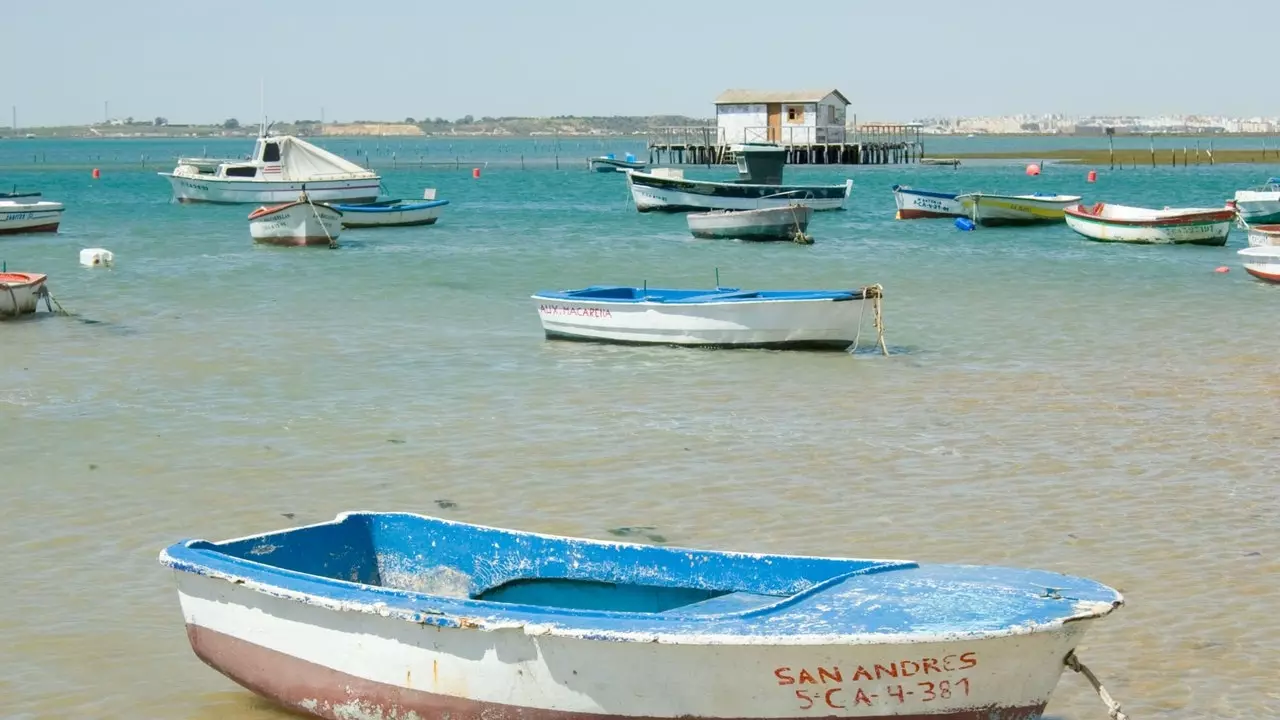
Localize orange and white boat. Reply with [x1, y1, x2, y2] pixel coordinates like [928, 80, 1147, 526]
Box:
[1238, 246, 1280, 283]
[247, 193, 342, 247]
[0, 272, 49, 318]
[1245, 223, 1280, 247]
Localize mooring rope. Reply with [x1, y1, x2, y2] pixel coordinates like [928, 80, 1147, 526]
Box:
[1065, 651, 1129, 720]
[302, 190, 337, 249]
[2, 283, 17, 319]
[849, 284, 888, 356]
[36, 285, 70, 316]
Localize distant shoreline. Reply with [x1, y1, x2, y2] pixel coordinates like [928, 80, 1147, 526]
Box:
[941, 148, 1280, 165]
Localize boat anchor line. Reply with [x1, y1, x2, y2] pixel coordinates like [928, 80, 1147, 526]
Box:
[1, 282, 70, 318]
[849, 284, 888, 356]
[1065, 651, 1130, 720]
[300, 185, 337, 249]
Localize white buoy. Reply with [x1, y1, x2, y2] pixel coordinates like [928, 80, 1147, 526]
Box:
[80, 248, 114, 267]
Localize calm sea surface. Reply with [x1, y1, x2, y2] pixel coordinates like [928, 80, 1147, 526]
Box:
[1, 137, 1277, 719]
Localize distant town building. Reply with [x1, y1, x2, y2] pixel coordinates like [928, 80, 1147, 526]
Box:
[713, 89, 849, 145]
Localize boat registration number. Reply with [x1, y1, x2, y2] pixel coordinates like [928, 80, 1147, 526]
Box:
[3, 213, 30, 221]
[775, 653, 977, 711]
[911, 198, 948, 212]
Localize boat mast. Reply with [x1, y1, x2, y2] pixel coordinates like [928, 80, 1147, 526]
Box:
[259, 78, 266, 138]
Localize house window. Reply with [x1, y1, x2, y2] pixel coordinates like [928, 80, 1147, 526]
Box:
[262, 142, 281, 162]
[828, 105, 839, 124]
[786, 105, 804, 124]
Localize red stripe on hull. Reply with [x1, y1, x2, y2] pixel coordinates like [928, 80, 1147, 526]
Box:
[896, 209, 958, 220]
[0, 222, 59, 235]
[1244, 266, 1280, 283]
[184, 624, 1049, 720]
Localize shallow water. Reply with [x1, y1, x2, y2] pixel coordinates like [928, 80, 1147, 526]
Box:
[1, 138, 1278, 719]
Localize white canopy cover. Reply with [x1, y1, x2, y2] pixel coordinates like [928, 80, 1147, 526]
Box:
[267, 136, 377, 181]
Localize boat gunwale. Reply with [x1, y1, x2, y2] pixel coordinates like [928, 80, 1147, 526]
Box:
[1238, 245, 1280, 258]
[248, 201, 343, 220]
[891, 185, 960, 201]
[331, 199, 450, 213]
[530, 288, 867, 305]
[1064, 203, 1237, 226]
[955, 192, 1082, 204]
[0, 272, 47, 287]
[627, 170, 853, 193]
[158, 511, 1123, 644]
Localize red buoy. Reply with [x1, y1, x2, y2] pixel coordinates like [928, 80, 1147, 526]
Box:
[1214, 266, 1230, 273]
[472, 167, 481, 179]
[91, 168, 100, 179]
[1087, 170, 1097, 183]
[1025, 163, 1041, 176]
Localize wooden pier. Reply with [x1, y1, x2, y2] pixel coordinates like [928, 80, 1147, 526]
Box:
[646, 124, 924, 166]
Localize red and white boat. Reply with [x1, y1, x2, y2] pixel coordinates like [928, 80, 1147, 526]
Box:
[891, 185, 964, 219]
[1245, 223, 1280, 247]
[0, 272, 49, 318]
[248, 195, 343, 247]
[1064, 202, 1235, 245]
[1238, 246, 1280, 283]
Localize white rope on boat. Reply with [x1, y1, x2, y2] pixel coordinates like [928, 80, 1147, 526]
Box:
[301, 187, 337, 249]
[1065, 651, 1130, 720]
[849, 285, 888, 357]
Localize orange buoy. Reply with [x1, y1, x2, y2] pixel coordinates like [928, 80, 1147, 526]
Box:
[1214, 266, 1230, 273]
[1025, 163, 1041, 176]
[92, 168, 100, 179]
[472, 167, 480, 179]
[1087, 170, 1097, 183]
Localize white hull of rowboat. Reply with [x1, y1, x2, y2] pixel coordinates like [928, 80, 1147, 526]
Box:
[248, 201, 344, 246]
[1239, 246, 1280, 283]
[1063, 203, 1235, 245]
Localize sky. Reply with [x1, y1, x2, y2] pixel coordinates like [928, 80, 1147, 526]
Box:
[4, 0, 1278, 127]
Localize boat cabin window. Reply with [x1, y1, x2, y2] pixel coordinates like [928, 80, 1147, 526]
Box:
[736, 156, 749, 174]
[261, 142, 281, 163]
[224, 166, 258, 178]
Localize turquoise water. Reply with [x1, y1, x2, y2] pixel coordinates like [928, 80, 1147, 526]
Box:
[1, 137, 1278, 719]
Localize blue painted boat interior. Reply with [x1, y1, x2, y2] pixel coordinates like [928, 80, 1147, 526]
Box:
[332, 199, 450, 213]
[534, 285, 860, 304]
[161, 512, 1123, 638]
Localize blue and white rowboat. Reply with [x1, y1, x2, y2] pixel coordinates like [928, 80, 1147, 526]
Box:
[159, 511, 1125, 720]
[531, 284, 884, 350]
[331, 198, 450, 228]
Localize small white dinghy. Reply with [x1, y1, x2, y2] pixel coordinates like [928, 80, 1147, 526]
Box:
[686, 205, 813, 242]
[0, 271, 49, 319]
[532, 281, 887, 352]
[0, 188, 65, 235]
[248, 192, 343, 247]
[1064, 202, 1236, 245]
[1238, 246, 1280, 283]
[332, 189, 449, 229]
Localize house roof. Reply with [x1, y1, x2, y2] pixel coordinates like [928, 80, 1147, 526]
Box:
[714, 89, 850, 106]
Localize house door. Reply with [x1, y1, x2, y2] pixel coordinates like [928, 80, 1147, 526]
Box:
[766, 104, 781, 142]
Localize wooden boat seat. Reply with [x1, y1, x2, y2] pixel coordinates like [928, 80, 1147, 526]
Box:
[658, 590, 784, 617]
